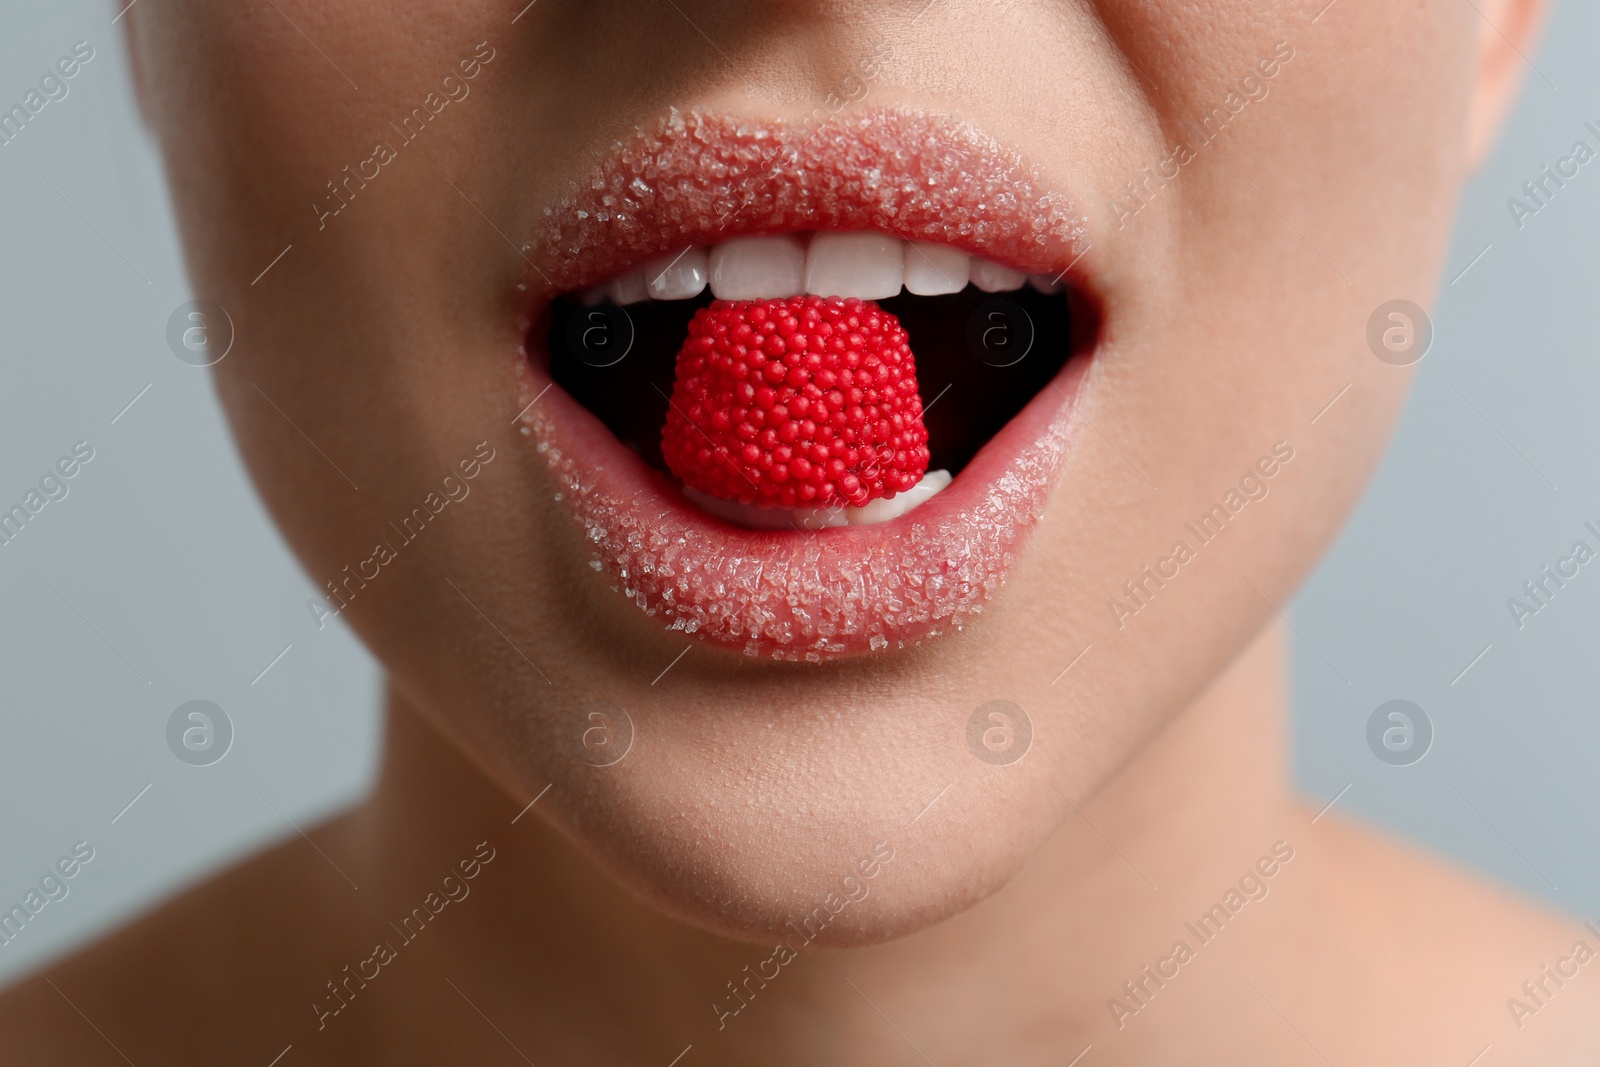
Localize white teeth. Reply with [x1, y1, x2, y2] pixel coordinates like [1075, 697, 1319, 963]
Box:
[681, 487, 845, 529]
[845, 470, 953, 525]
[608, 270, 649, 305]
[644, 246, 710, 300]
[709, 235, 807, 300]
[681, 469, 953, 530]
[805, 232, 905, 300]
[903, 242, 969, 296]
[591, 236, 1038, 303]
[970, 259, 1029, 293]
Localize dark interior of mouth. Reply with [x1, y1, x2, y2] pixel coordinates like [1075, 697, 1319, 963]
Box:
[546, 284, 1089, 488]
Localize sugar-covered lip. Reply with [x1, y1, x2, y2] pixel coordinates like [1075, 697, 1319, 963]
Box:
[513, 107, 1098, 660]
[522, 107, 1092, 301]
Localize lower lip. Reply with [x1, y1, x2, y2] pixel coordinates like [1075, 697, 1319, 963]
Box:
[517, 342, 1089, 661]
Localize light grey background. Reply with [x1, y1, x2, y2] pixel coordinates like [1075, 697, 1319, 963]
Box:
[0, 1, 380, 985]
[0, 1, 1595, 987]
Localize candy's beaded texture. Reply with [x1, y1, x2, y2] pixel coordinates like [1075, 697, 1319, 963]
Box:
[662, 296, 930, 510]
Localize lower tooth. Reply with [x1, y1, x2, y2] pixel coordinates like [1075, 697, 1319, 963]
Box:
[682, 470, 951, 530]
[846, 469, 953, 524]
[680, 488, 846, 530]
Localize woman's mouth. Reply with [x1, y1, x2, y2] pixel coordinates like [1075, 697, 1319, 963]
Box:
[514, 107, 1100, 661]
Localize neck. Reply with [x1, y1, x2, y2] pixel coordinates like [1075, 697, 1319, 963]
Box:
[352, 621, 1296, 1062]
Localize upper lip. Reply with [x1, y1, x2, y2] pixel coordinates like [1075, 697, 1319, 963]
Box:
[521, 106, 1094, 301]
[515, 106, 1098, 661]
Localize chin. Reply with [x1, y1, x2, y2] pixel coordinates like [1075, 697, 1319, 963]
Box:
[531, 677, 1064, 947]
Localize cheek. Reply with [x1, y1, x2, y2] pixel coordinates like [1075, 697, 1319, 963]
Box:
[1015, 4, 1470, 792]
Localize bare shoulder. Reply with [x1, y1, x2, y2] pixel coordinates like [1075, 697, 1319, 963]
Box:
[1291, 809, 1600, 1061]
[0, 820, 370, 1065]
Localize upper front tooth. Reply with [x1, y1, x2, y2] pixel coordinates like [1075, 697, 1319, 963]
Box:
[903, 242, 968, 296]
[709, 235, 807, 300]
[595, 237, 1042, 305]
[805, 232, 904, 300]
[644, 246, 709, 300]
[608, 270, 650, 304]
[969, 259, 1028, 293]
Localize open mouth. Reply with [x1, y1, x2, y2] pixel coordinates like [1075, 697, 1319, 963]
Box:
[515, 108, 1099, 661]
[549, 236, 1096, 529]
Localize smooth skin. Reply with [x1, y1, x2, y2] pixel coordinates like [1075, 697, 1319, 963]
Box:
[5, 0, 1597, 1062]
